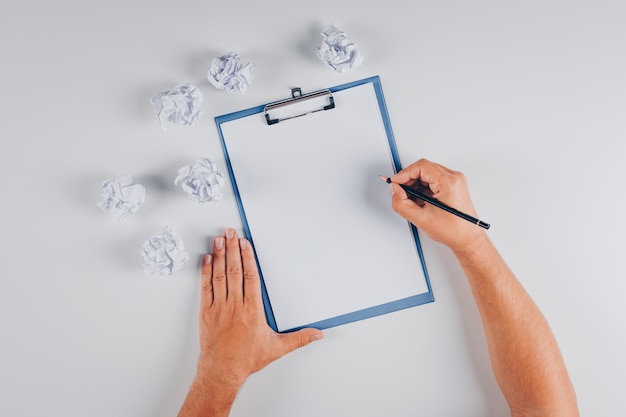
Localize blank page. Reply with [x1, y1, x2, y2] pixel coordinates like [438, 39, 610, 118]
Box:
[217, 77, 432, 332]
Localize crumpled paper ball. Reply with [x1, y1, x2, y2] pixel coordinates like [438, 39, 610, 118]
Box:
[317, 24, 364, 73]
[207, 52, 255, 93]
[175, 158, 225, 202]
[150, 84, 203, 130]
[140, 226, 189, 276]
[97, 174, 146, 223]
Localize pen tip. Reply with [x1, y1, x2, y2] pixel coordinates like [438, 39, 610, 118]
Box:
[379, 175, 391, 184]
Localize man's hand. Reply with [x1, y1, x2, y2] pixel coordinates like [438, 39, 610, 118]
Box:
[178, 228, 323, 417]
[390, 158, 486, 253]
[199, 228, 323, 380]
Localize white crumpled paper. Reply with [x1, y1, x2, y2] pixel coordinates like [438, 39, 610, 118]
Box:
[140, 226, 189, 276]
[98, 174, 146, 223]
[150, 84, 203, 130]
[175, 158, 225, 202]
[207, 52, 255, 93]
[317, 24, 364, 73]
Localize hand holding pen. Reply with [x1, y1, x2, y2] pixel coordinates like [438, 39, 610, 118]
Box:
[384, 159, 489, 252]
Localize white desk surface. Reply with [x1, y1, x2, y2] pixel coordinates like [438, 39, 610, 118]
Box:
[1, 1, 624, 416]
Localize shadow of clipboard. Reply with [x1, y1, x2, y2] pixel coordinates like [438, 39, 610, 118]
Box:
[215, 76, 433, 332]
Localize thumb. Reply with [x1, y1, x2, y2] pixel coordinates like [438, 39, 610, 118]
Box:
[391, 183, 422, 220]
[279, 328, 324, 355]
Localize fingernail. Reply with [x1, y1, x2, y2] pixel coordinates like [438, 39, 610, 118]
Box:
[225, 228, 234, 239]
[239, 239, 247, 250]
[312, 332, 324, 342]
[203, 254, 212, 265]
[215, 237, 224, 249]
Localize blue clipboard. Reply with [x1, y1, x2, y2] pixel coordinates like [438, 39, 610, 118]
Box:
[215, 76, 434, 332]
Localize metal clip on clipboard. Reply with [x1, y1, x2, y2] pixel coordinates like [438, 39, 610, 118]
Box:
[264, 87, 335, 125]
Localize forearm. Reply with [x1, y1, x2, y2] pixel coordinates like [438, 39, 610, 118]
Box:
[178, 361, 245, 417]
[454, 234, 578, 417]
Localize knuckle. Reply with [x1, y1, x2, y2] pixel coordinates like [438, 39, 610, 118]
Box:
[227, 265, 241, 276]
[449, 171, 466, 187]
[452, 173, 467, 189]
[296, 335, 310, 349]
[212, 272, 226, 282]
[201, 282, 213, 293]
[243, 268, 257, 280]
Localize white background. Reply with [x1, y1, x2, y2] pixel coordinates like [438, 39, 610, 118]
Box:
[1, 1, 624, 416]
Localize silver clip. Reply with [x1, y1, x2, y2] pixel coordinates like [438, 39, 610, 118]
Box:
[264, 88, 335, 125]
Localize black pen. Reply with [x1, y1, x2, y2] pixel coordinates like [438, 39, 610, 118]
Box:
[380, 176, 490, 230]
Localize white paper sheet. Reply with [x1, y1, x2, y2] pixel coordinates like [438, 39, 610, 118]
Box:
[219, 80, 430, 331]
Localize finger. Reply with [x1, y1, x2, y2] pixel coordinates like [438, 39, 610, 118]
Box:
[391, 158, 430, 184]
[392, 158, 446, 187]
[277, 328, 324, 356]
[211, 236, 227, 303]
[425, 163, 467, 201]
[390, 182, 415, 213]
[200, 254, 214, 308]
[239, 238, 262, 309]
[415, 180, 434, 199]
[390, 182, 430, 227]
[224, 228, 243, 302]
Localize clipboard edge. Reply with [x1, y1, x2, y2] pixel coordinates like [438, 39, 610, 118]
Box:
[281, 291, 436, 333]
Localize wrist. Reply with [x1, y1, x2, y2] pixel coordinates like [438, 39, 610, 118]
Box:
[178, 359, 245, 417]
[196, 354, 248, 389]
[450, 230, 492, 260]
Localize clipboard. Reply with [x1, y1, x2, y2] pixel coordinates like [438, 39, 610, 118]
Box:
[215, 76, 434, 332]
